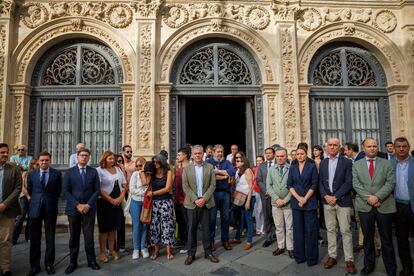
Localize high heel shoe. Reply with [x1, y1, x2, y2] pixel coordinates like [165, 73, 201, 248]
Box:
[99, 253, 108, 263]
[110, 251, 119, 260]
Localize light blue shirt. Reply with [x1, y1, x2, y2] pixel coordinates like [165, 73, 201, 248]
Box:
[395, 157, 410, 201]
[195, 163, 203, 198]
[10, 155, 32, 171]
[0, 165, 4, 203]
[328, 156, 339, 193]
[40, 168, 50, 188]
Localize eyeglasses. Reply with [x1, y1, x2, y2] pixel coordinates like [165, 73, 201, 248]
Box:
[136, 165, 143, 168]
[236, 159, 243, 163]
[125, 151, 132, 153]
[17, 149, 25, 152]
[117, 160, 123, 163]
[79, 154, 89, 157]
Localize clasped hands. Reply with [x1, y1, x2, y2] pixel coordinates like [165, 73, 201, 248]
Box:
[275, 199, 287, 207]
[110, 196, 124, 206]
[367, 195, 381, 208]
[76, 203, 91, 214]
[325, 195, 337, 207]
[296, 196, 308, 208]
[195, 197, 206, 208]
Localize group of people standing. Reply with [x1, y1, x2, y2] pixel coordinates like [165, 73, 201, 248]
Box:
[0, 136, 413, 276]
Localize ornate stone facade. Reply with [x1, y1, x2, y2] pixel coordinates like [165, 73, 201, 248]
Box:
[1, 0, 413, 157]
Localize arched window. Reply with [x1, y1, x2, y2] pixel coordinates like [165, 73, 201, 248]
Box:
[29, 40, 123, 167]
[309, 44, 390, 148]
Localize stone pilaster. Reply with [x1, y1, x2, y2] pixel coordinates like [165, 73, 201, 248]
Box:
[261, 84, 280, 148]
[155, 84, 172, 152]
[388, 85, 410, 140]
[275, 5, 302, 150]
[299, 84, 312, 146]
[119, 83, 135, 148]
[9, 84, 32, 149]
[0, 0, 15, 143]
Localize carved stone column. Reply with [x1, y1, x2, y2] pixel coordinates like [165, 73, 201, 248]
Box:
[0, 0, 15, 143]
[155, 84, 172, 151]
[274, 5, 302, 150]
[135, 2, 161, 157]
[119, 83, 135, 148]
[402, 25, 414, 142]
[388, 85, 410, 140]
[261, 84, 280, 147]
[9, 84, 32, 148]
[299, 84, 312, 146]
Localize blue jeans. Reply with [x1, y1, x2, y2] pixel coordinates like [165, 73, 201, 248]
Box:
[130, 199, 147, 250]
[210, 191, 230, 244]
[235, 197, 256, 243]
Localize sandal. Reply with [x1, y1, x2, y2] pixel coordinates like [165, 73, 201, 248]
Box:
[110, 251, 119, 260]
[150, 252, 159, 260]
[99, 253, 108, 263]
[167, 253, 174, 260]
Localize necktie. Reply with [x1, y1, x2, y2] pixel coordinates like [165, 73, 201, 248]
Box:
[268, 161, 271, 168]
[80, 168, 86, 185]
[279, 166, 284, 176]
[369, 159, 374, 178]
[40, 171, 46, 189]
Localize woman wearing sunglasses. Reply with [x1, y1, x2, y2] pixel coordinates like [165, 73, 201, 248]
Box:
[231, 155, 255, 250]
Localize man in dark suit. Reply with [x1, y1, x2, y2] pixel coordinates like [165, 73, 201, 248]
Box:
[353, 137, 396, 276]
[392, 137, 414, 276]
[256, 147, 276, 247]
[26, 152, 62, 276]
[319, 138, 356, 274]
[182, 145, 218, 265]
[0, 143, 22, 276]
[385, 141, 395, 161]
[63, 148, 100, 274]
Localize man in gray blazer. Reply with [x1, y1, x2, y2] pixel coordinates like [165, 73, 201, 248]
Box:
[0, 143, 22, 276]
[393, 137, 414, 276]
[257, 147, 276, 247]
[353, 137, 396, 276]
[182, 145, 218, 265]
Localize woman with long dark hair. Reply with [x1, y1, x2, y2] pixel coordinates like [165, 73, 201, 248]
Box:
[311, 145, 324, 171]
[148, 154, 175, 260]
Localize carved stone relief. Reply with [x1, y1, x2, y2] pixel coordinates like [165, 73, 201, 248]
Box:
[14, 96, 22, 144]
[159, 94, 168, 150]
[17, 24, 133, 83]
[299, 29, 402, 84]
[297, 8, 397, 34]
[137, 25, 153, 149]
[161, 24, 274, 83]
[161, 3, 270, 30]
[397, 95, 407, 135]
[0, 25, 5, 123]
[124, 95, 133, 146]
[0, 0, 14, 17]
[132, 0, 163, 18]
[268, 95, 277, 144]
[20, 2, 135, 29]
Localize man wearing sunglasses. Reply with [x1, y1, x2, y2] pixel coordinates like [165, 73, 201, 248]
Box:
[10, 145, 32, 172]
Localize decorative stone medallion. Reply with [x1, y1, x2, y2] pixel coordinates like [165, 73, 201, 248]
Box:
[105, 3, 133, 29]
[373, 10, 397, 33]
[162, 4, 189, 28]
[245, 6, 270, 30]
[298, 8, 322, 31]
[21, 3, 49, 29]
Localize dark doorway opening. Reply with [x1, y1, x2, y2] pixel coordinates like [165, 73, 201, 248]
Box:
[184, 97, 246, 155]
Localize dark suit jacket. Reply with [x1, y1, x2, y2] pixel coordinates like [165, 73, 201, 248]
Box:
[256, 160, 274, 195]
[1, 162, 22, 218]
[319, 156, 353, 207]
[27, 167, 62, 218]
[63, 166, 100, 217]
[355, 152, 365, 161]
[287, 161, 319, 210]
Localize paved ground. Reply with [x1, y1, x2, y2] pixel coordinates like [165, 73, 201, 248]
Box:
[10, 222, 407, 276]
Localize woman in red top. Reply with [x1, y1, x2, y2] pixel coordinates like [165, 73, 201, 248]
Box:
[253, 155, 265, 235]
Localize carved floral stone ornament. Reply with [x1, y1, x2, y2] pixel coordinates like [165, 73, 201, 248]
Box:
[373, 10, 397, 33]
[0, 0, 14, 17]
[105, 4, 133, 29]
[245, 6, 270, 30]
[297, 8, 322, 31]
[21, 3, 49, 29]
[162, 4, 189, 28]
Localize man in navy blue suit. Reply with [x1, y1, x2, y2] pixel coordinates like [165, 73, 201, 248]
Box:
[62, 148, 100, 274]
[26, 152, 62, 276]
[319, 138, 356, 274]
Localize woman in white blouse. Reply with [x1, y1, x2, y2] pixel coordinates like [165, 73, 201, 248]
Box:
[96, 151, 127, 263]
[129, 157, 151, 259]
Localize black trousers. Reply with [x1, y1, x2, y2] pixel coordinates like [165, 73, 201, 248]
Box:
[187, 206, 211, 257]
[359, 209, 396, 276]
[260, 193, 275, 242]
[13, 197, 30, 243]
[116, 214, 125, 249]
[68, 215, 96, 264]
[175, 204, 188, 243]
[29, 211, 57, 268]
[395, 202, 414, 273]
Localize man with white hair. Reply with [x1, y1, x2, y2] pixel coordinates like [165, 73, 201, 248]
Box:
[69, 143, 88, 168]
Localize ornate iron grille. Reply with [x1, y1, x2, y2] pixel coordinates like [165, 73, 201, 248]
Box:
[179, 46, 253, 85]
[312, 48, 379, 87]
[41, 46, 116, 86]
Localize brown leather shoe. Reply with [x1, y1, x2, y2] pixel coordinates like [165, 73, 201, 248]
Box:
[272, 248, 285, 256]
[223, 242, 232, 250]
[324, 257, 337, 269]
[211, 242, 216, 252]
[230, 239, 241, 244]
[205, 254, 219, 263]
[346, 261, 357, 274]
[184, 255, 194, 265]
[375, 249, 381, 257]
[243, 243, 252, 250]
[353, 244, 364, 252]
[288, 250, 294, 258]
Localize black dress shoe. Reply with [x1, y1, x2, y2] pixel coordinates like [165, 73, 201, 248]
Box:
[45, 265, 55, 275]
[88, 262, 101, 270]
[262, 240, 272, 247]
[26, 267, 40, 276]
[288, 250, 294, 258]
[184, 255, 194, 265]
[399, 268, 412, 276]
[272, 248, 285, 256]
[361, 266, 375, 275]
[65, 263, 77, 274]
